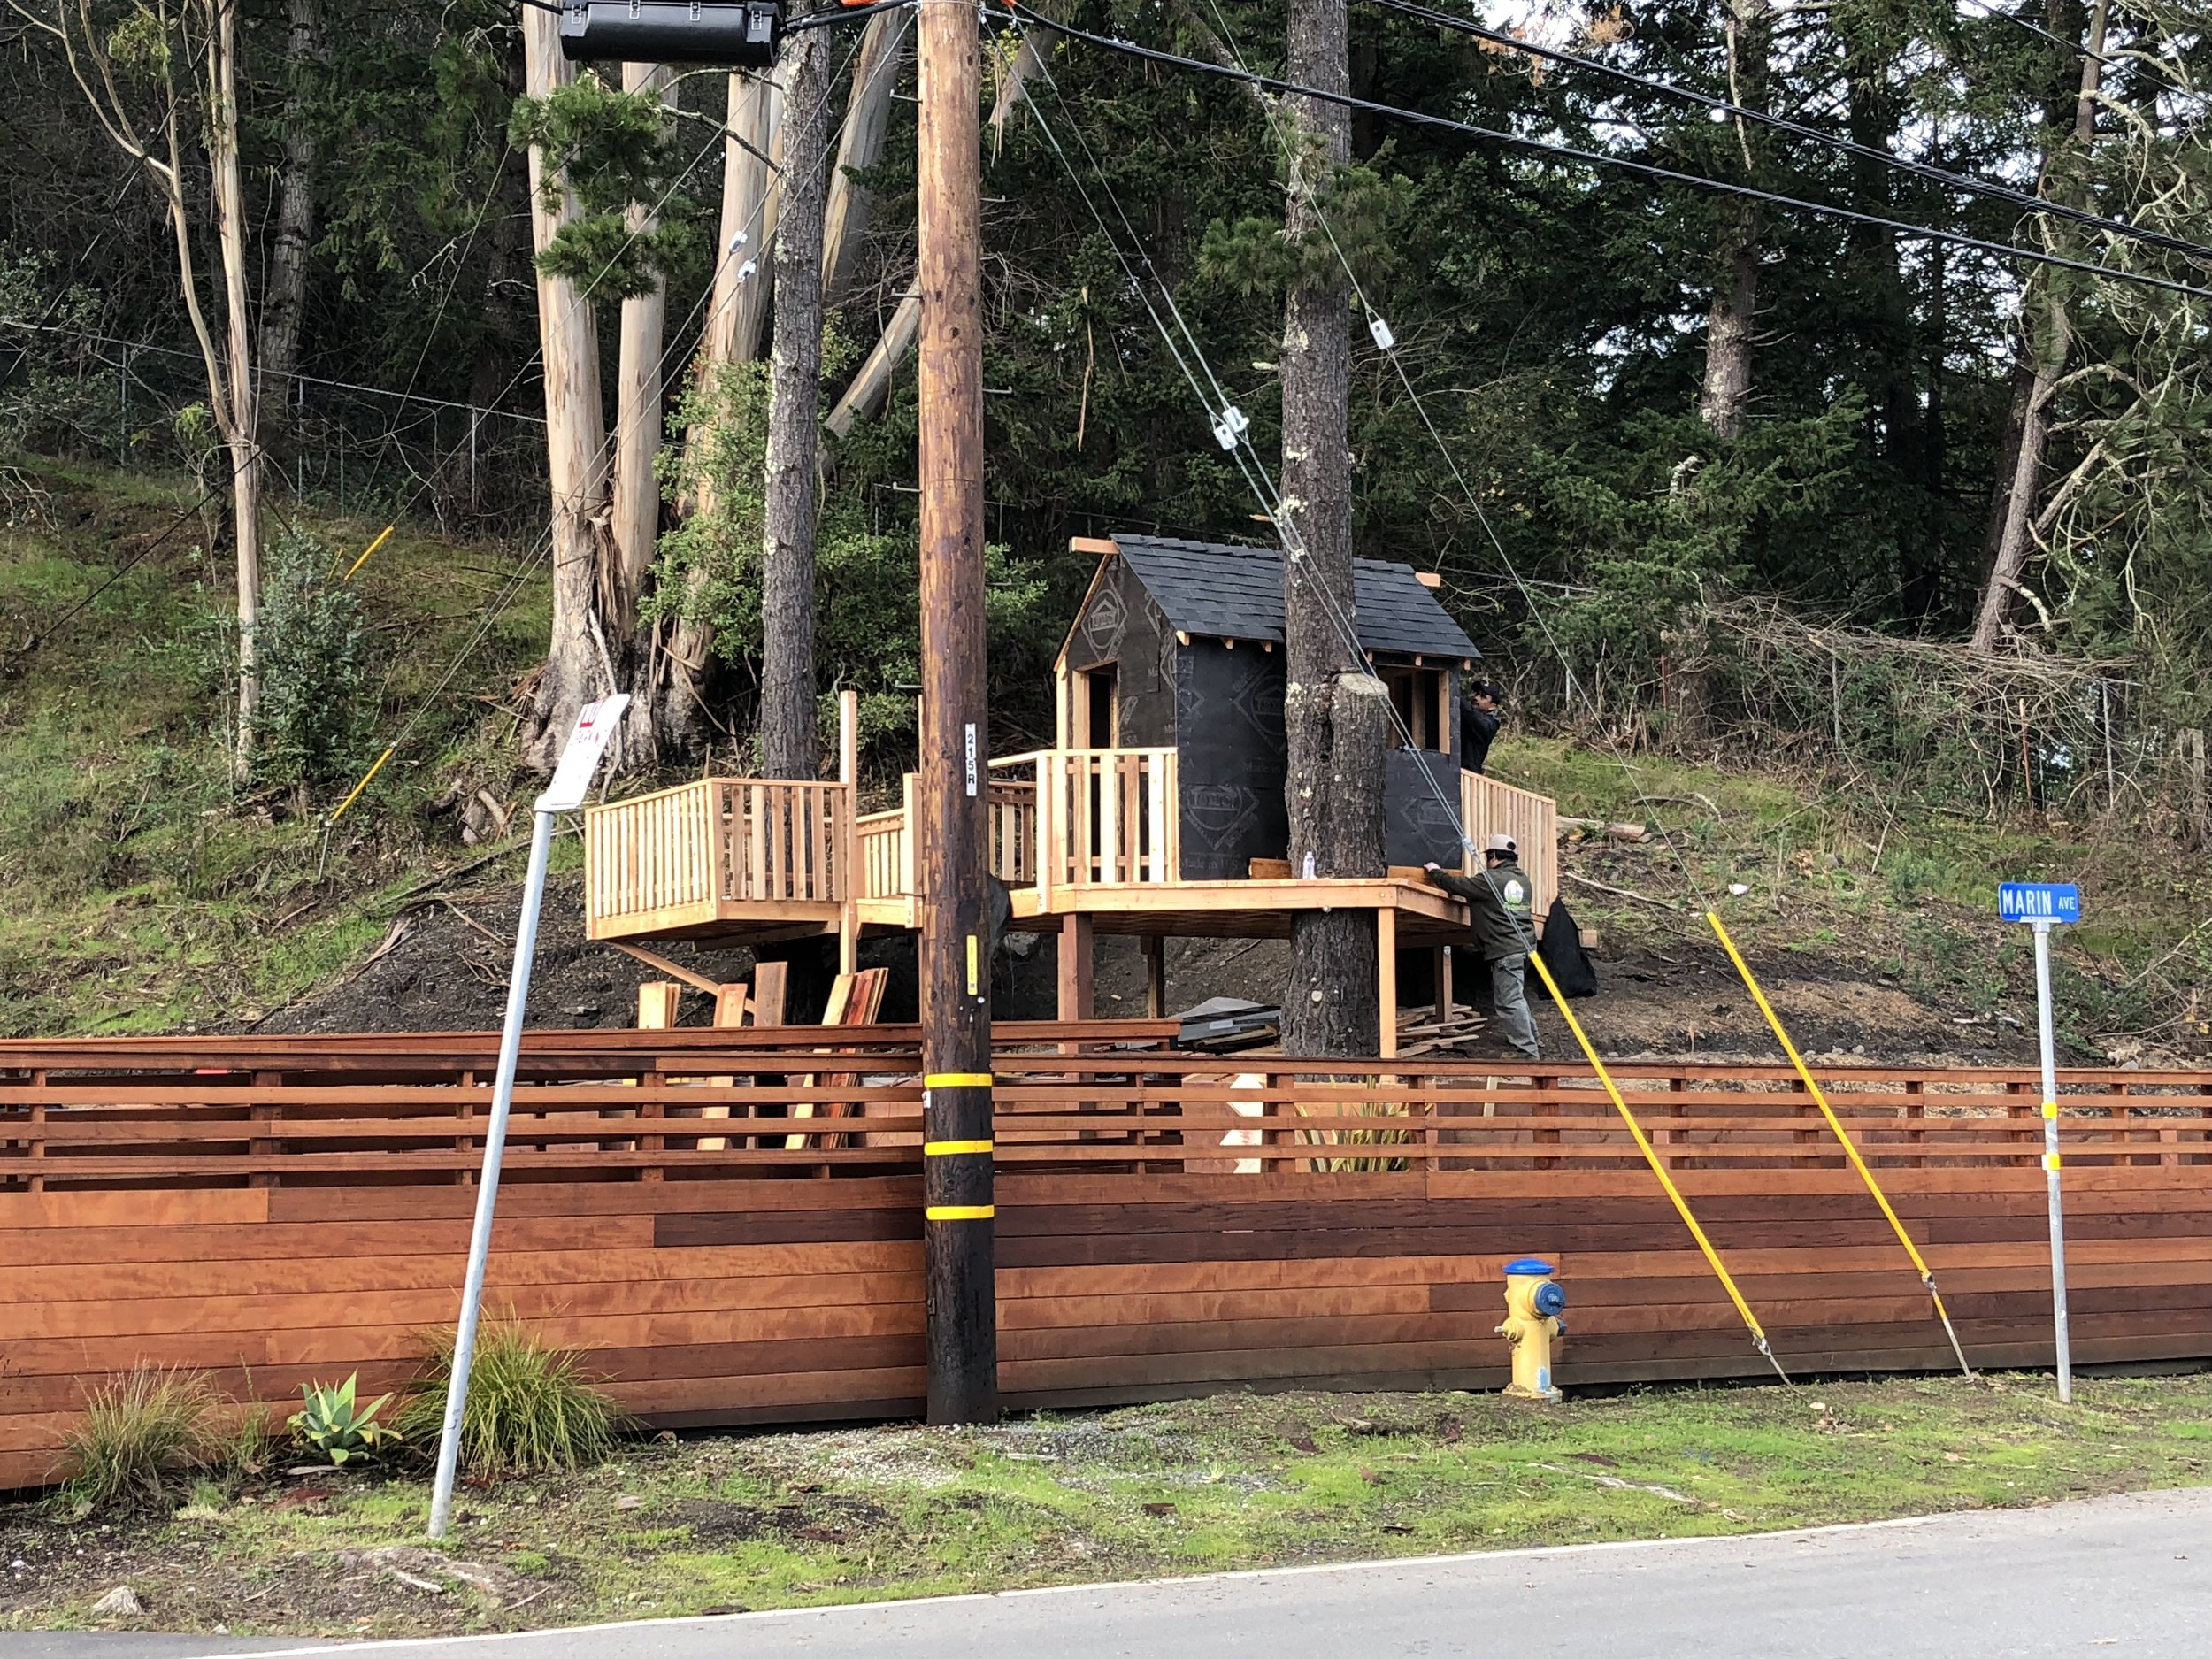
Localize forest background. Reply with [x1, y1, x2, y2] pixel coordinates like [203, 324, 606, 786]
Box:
[2, 0, 2208, 832]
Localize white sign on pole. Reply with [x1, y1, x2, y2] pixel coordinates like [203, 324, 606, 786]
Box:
[427, 691, 631, 1540]
[538, 694, 630, 812]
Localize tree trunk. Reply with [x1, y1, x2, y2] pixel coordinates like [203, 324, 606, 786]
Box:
[826, 288, 921, 436]
[650, 68, 781, 756]
[1279, 0, 1382, 1058]
[206, 0, 263, 778]
[1971, 0, 2108, 654]
[1699, 219, 1756, 441]
[257, 0, 321, 447]
[729, 69, 784, 369]
[758, 20, 831, 781]
[521, 4, 616, 771]
[612, 62, 676, 630]
[1698, 0, 1767, 442]
[821, 8, 907, 307]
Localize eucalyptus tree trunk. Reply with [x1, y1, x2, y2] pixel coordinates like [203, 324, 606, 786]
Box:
[1972, 0, 2108, 654]
[204, 0, 263, 778]
[1279, 0, 1384, 1058]
[652, 67, 781, 756]
[520, 4, 616, 771]
[1698, 0, 1768, 441]
[612, 62, 676, 629]
[257, 0, 322, 445]
[821, 7, 908, 307]
[729, 69, 785, 367]
[758, 18, 832, 781]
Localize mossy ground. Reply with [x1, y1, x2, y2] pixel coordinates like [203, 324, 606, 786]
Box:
[4, 1374, 2209, 1640]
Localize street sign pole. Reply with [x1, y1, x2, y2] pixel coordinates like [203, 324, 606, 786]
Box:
[2002, 880, 2078, 1406]
[428, 695, 628, 1538]
[2032, 915, 2071, 1404]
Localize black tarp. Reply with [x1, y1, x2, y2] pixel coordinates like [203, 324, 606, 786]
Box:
[1530, 896, 1599, 997]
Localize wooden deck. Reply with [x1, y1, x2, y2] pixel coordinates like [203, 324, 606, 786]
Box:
[584, 747, 1559, 995]
[5, 1031, 2210, 1491]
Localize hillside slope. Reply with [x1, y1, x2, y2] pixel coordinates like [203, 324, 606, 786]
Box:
[4, 457, 2204, 1064]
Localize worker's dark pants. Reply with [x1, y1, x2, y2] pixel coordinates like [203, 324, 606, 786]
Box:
[1490, 953, 1540, 1058]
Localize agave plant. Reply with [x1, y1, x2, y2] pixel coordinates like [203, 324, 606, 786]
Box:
[288, 1373, 399, 1467]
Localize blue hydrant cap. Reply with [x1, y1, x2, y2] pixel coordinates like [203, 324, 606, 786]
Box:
[1504, 1256, 1555, 1277]
[1534, 1280, 1568, 1317]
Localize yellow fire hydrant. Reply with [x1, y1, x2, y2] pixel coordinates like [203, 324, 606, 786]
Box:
[1499, 1256, 1567, 1402]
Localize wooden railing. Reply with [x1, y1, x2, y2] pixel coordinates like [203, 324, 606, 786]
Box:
[588, 777, 853, 931]
[856, 774, 915, 902]
[1462, 770, 1559, 914]
[856, 775, 1038, 900]
[1006, 746, 1179, 893]
[6, 1039, 2208, 1188]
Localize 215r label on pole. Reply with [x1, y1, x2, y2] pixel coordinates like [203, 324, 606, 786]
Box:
[1999, 882, 2080, 924]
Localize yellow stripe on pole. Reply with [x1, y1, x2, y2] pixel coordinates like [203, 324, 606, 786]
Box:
[326, 745, 396, 826]
[1526, 948, 1782, 1372]
[343, 526, 396, 582]
[926, 1204, 995, 1221]
[924, 1140, 994, 1156]
[1706, 909, 1973, 1376]
[923, 1072, 995, 1089]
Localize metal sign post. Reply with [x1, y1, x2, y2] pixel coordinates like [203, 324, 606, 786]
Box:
[427, 695, 628, 1539]
[2000, 880, 2081, 1404]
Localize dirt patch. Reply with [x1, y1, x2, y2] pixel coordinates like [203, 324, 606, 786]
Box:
[242, 869, 2046, 1069]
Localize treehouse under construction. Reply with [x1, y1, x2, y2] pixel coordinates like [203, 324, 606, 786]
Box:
[583, 534, 1559, 1054]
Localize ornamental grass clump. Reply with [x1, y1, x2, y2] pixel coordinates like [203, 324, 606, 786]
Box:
[399, 1319, 622, 1479]
[57, 1366, 223, 1513]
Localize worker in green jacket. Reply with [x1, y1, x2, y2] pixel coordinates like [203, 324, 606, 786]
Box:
[1423, 835, 1540, 1058]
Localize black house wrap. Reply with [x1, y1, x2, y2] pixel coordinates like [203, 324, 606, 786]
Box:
[1056, 536, 1483, 878]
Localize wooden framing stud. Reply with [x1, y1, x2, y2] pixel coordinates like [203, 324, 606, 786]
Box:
[1142, 934, 1166, 1020]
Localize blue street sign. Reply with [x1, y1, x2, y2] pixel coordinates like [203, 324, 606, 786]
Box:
[1999, 882, 2081, 925]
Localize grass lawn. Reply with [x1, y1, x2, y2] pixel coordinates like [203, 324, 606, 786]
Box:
[4, 1373, 2209, 1640]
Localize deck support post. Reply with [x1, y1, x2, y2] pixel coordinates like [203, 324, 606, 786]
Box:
[1377, 906, 1398, 1058]
[915, 0, 996, 1428]
[837, 689, 860, 976]
[1057, 912, 1095, 1022]
[1142, 934, 1165, 1019]
[1433, 944, 1452, 1025]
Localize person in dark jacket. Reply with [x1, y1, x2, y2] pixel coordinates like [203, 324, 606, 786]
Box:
[1460, 681, 1503, 774]
[1423, 834, 1539, 1057]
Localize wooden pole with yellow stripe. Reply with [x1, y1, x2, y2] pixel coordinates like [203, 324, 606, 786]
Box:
[917, 0, 996, 1426]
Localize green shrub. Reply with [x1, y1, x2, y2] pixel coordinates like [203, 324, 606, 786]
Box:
[288, 1372, 400, 1466]
[398, 1319, 622, 1479]
[249, 529, 375, 800]
[57, 1366, 222, 1513]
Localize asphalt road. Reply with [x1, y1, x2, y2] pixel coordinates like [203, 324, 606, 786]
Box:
[8, 1486, 2208, 1659]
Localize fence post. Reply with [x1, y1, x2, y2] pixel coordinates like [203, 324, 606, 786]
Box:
[468, 406, 480, 512]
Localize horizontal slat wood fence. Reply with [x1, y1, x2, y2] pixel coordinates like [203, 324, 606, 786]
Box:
[4, 1032, 2210, 1490]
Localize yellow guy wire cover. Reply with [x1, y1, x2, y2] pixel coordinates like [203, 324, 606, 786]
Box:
[326, 745, 396, 826]
[343, 525, 396, 582]
[1525, 949, 1788, 1380]
[1704, 910, 1973, 1377]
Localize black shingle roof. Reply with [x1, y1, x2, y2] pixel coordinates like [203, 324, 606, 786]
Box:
[1109, 534, 1479, 660]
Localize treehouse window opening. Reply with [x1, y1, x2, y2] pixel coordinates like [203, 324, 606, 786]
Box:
[1380, 664, 1448, 752]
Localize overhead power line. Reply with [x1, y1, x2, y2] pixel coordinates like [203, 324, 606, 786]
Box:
[1002, 3, 2212, 303]
[1361, 0, 2212, 266]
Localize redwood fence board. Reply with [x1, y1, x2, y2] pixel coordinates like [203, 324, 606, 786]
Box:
[4, 1030, 2211, 1491]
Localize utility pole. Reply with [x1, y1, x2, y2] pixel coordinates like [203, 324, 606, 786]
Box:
[914, 0, 997, 1424]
